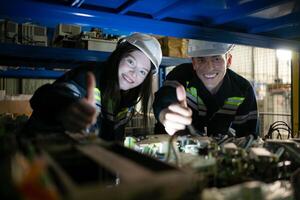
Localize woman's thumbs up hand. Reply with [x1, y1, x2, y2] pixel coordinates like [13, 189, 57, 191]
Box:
[58, 72, 99, 133]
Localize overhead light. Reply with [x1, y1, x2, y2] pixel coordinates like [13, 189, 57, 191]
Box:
[73, 12, 94, 18]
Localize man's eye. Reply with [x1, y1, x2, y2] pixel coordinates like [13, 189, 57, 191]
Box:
[214, 56, 222, 61]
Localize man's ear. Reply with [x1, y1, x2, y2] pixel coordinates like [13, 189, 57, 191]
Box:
[191, 57, 197, 70]
[226, 53, 232, 68]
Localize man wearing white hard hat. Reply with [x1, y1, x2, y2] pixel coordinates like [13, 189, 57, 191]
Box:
[153, 39, 258, 138]
[25, 33, 162, 141]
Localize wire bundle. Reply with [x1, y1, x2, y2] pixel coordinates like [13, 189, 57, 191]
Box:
[265, 121, 292, 139]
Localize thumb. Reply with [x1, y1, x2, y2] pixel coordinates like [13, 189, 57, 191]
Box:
[86, 72, 96, 105]
[176, 85, 187, 107]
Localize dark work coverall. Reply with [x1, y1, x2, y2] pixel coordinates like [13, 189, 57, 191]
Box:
[153, 63, 258, 137]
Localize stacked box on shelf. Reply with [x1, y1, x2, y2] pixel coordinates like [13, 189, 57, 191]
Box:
[158, 37, 188, 58]
[0, 91, 32, 116]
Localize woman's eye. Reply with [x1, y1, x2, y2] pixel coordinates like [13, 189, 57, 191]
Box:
[127, 58, 134, 65]
[140, 70, 146, 76]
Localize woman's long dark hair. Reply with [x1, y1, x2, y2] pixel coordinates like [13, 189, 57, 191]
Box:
[102, 41, 153, 127]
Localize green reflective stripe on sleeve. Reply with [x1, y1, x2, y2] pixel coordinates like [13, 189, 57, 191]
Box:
[230, 97, 245, 101]
[105, 108, 130, 122]
[186, 86, 197, 98]
[225, 97, 245, 106]
[186, 81, 197, 97]
[116, 108, 129, 120]
[94, 88, 101, 102]
[186, 82, 206, 111]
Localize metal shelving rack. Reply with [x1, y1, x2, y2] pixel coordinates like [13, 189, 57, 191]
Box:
[0, 42, 190, 79]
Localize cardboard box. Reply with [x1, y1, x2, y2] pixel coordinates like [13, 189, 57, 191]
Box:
[82, 38, 117, 52]
[159, 37, 188, 58]
[0, 100, 32, 116]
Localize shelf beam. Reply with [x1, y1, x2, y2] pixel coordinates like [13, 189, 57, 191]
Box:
[211, 0, 291, 25]
[1, 1, 300, 51]
[0, 43, 110, 69]
[0, 43, 190, 69]
[0, 68, 64, 79]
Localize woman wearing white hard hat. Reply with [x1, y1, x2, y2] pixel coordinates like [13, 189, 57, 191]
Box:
[153, 39, 258, 138]
[25, 33, 162, 141]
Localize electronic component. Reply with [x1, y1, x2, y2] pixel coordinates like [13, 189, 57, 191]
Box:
[21, 23, 47, 46]
[0, 19, 18, 43]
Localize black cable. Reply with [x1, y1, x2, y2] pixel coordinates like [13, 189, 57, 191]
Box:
[271, 121, 291, 132]
[276, 129, 282, 139]
[244, 134, 254, 150]
[166, 126, 202, 165]
[272, 122, 292, 133]
[266, 121, 292, 139]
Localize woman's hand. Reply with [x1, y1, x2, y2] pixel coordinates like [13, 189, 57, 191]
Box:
[159, 85, 192, 135]
[58, 72, 99, 133]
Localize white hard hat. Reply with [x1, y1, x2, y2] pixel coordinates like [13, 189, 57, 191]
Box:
[122, 33, 162, 74]
[188, 39, 234, 57]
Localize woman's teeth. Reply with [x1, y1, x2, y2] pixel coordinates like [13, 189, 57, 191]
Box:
[123, 74, 134, 83]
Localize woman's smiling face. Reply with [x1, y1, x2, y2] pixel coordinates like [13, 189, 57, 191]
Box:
[118, 50, 151, 91]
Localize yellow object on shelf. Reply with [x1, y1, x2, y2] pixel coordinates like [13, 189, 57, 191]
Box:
[159, 37, 188, 58]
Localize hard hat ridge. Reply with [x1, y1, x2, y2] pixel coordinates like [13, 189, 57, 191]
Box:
[188, 39, 234, 57]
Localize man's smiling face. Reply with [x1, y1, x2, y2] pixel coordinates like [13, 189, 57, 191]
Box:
[192, 54, 228, 94]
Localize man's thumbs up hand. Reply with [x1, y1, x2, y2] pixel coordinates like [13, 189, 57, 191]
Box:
[158, 84, 192, 136]
[176, 84, 187, 107]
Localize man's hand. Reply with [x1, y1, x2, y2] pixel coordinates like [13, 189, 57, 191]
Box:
[59, 72, 99, 133]
[159, 85, 192, 135]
